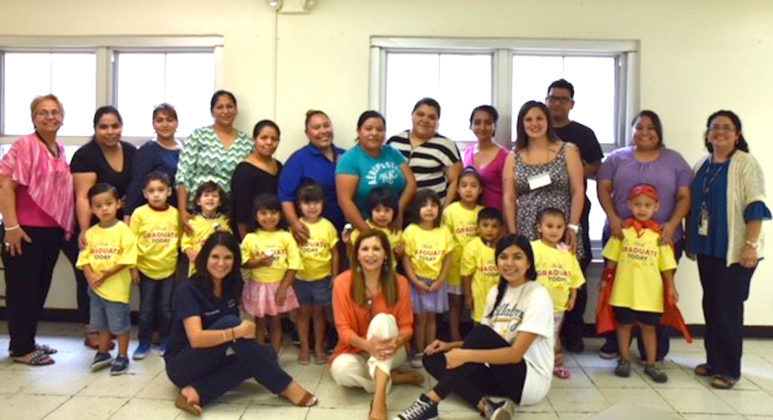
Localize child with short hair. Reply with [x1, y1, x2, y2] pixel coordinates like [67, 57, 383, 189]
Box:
[442, 167, 484, 341]
[531, 207, 585, 379]
[345, 187, 403, 268]
[180, 181, 231, 276]
[294, 182, 339, 365]
[461, 207, 505, 325]
[602, 184, 678, 383]
[241, 193, 303, 352]
[402, 189, 455, 368]
[129, 171, 181, 359]
[76, 183, 137, 375]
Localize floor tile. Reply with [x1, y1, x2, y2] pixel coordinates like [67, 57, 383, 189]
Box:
[77, 372, 156, 398]
[583, 367, 649, 388]
[598, 387, 676, 413]
[22, 368, 99, 395]
[713, 389, 773, 416]
[109, 398, 182, 420]
[0, 394, 68, 420]
[656, 388, 735, 414]
[548, 386, 610, 413]
[43, 396, 126, 420]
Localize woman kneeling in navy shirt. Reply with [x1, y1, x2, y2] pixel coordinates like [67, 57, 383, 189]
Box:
[164, 231, 318, 415]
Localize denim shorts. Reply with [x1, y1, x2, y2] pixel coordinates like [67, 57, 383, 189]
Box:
[89, 289, 131, 334]
[294, 276, 332, 306]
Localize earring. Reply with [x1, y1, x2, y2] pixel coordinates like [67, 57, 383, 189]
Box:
[356, 265, 362, 272]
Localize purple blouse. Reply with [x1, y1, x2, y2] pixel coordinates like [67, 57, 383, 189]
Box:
[597, 146, 693, 242]
[462, 145, 509, 211]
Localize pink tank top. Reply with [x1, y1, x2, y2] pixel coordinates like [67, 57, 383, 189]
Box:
[462, 145, 509, 211]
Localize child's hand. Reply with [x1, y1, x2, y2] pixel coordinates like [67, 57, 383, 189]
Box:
[566, 295, 577, 311]
[412, 279, 431, 293]
[393, 243, 405, 258]
[91, 274, 105, 289]
[131, 269, 140, 285]
[464, 293, 474, 311]
[275, 285, 288, 306]
[667, 285, 679, 304]
[341, 228, 352, 245]
[250, 252, 274, 268]
[429, 280, 444, 292]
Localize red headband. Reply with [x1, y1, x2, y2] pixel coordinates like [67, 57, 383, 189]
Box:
[628, 184, 659, 202]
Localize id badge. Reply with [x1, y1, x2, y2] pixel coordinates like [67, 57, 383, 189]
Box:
[698, 205, 710, 236]
[528, 172, 552, 191]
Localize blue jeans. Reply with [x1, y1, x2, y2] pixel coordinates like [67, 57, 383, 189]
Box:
[138, 273, 174, 343]
[164, 315, 293, 406]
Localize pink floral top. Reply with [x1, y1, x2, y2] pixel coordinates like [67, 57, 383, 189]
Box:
[0, 134, 75, 238]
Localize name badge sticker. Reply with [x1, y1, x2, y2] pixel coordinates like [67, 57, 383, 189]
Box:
[528, 172, 552, 191]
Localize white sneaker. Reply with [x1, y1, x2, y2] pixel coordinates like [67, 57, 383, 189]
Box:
[410, 353, 423, 369]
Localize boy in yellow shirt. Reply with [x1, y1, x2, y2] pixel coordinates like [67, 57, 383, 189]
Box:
[180, 181, 231, 276]
[531, 207, 585, 379]
[602, 184, 678, 383]
[461, 207, 505, 324]
[129, 171, 181, 359]
[76, 183, 137, 375]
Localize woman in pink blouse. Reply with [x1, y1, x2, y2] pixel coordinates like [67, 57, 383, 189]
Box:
[0, 94, 75, 366]
[462, 105, 509, 211]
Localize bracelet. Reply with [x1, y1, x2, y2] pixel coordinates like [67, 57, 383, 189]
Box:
[222, 330, 228, 342]
[231, 328, 237, 342]
[567, 224, 580, 233]
[3, 224, 20, 231]
[745, 239, 760, 249]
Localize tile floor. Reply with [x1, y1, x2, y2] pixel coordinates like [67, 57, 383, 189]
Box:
[1, 322, 773, 419]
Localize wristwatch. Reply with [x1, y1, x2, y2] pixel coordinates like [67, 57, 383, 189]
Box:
[567, 224, 580, 234]
[745, 239, 760, 249]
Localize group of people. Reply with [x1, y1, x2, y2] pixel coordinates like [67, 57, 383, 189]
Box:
[0, 78, 768, 420]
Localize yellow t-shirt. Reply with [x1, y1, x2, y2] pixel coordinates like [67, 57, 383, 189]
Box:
[460, 237, 499, 322]
[602, 227, 678, 312]
[76, 222, 137, 304]
[130, 205, 181, 279]
[351, 220, 402, 269]
[531, 240, 586, 313]
[297, 218, 339, 281]
[180, 214, 231, 276]
[442, 202, 483, 287]
[403, 224, 455, 280]
[241, 230, 303, 284]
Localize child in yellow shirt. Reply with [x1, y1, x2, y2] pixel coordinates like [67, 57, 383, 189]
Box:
[602, 184, 678, 383]
[240, 193, 302, 351]
[531, 207, 585, 379]
[461, 207, 505, 324]
[76, 183, 137, 375]
[129, 171, 181, 359]
[345, 187, 404, 269]
[403, 190, 455, 368]
[442, 167, 484, 341]
[180, 181, 231, 276]
[293, 182, 339, 365]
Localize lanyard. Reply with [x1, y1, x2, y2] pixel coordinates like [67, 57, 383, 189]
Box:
[701, 161, 725, 201]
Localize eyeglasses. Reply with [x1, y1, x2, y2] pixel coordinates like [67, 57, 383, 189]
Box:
[709, 125, 736, 132]
[545, 95, 573, 105]
[35, 110, 62, 118]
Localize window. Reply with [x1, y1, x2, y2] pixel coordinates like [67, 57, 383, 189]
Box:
[115, 52, 215, 138]
[0, 36, 223, 145]
[1, 52, 96, 136]
[384, 53, 492, 142]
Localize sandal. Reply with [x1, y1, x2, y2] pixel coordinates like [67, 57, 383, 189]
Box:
[34, 344, 58, 355]
[313, 350, 328, 365]
[711, 375, 737, 390]
[553, 366, 571, 379]
[694, 363, 713, 377]
[298, 351, 311, 366]
[175, 391, 203, 416]
[284, 391, 318, 407]
[12, 349, 55, 366]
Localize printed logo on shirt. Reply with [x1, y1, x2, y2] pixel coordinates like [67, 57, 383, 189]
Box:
[416, 244, 443, 263]
[537, 267, 572, 290]
[622, 242, 658, 266]
[93, 246, 121, 260]
[365, 162, 400, 186]
[300, 239, 329, 255]
[143, 230, 178, 244]
[480, 263, 499, 278]
[489, 302, 524, 335]
[455, 225, 478, 237]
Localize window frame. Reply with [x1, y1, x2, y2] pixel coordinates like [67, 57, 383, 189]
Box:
[0, 36, 224, 147]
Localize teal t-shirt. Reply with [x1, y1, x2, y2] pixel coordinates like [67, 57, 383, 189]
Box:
[336, 143, 407, 215]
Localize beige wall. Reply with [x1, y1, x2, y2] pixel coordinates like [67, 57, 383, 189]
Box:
[2, 0, 772, 325]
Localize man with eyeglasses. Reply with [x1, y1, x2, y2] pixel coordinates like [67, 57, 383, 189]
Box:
[545, 78, 604, 354]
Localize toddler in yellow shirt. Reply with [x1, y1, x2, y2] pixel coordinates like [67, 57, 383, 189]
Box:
[531, 208, 585, 379]
[180, 181, 231, 276]
[293, 182, 339, 365]
[129, 171, 181, 360]
[345, 187, 404, 269]
[76, 183, 137, 376]
[461, 207, 505, 324]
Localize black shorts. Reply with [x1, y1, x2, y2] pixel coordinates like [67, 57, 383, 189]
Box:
[613, 306, 661, 326]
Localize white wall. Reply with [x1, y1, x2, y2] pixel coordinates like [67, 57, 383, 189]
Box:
[1, 0, 772, 325]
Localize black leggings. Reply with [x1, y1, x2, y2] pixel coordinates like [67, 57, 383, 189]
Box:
[423, 324, 527, 407]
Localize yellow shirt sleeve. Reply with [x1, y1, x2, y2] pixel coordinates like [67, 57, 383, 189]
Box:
[117, 223, 138, 267]
[602, 236, 622, 262]
[460, 240, 477, 277]
[658, 243, 678, 271]
[285, 232, 303, 271]
[569, 253, 586, 289]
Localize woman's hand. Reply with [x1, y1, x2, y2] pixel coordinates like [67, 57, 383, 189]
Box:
[4, 227, 32, 257]
[565, 228, 578, 253]
[667, 285, 679, 305]
[367, 337, 397, 361]
[660, 222, 677, 245]
[444, 348, 467, 369]
[275, 285, 288, 306]
[180, 209, 194, 236]
[78, 230, 89, 249]
[740, 244, 759, 268]
[236, 319, 257, 340]
[424, 339, 452, 355]
[609, 215, 624, 239]
[290, 220, 310, 244]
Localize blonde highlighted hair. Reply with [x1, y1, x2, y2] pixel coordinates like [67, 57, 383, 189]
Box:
[30, 94, 64, 120]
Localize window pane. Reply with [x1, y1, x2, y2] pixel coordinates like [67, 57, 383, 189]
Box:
[115, 52, 214, 138]
[2, 53, 95, 136]
[385, 53, 492, 142]
[512, 54, 615, 144]
[587, 179, 604, 243]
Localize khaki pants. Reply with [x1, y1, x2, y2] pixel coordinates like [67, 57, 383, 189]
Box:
[329, 313, 406, 393]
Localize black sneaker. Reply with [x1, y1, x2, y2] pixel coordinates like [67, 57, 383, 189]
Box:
[644, 363, 668, 383]
[111, 355, 129, 375]
[91, 352, 113, 371]
[483, 398, 515, 420]
[614, 359, 631, 377]
[598, 340, 619, 359]
[394, 395, 438, 420]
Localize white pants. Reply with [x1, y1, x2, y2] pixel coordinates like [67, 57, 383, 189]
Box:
[329, 313, 406, 393]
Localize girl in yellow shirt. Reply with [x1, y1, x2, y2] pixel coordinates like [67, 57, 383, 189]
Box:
[442, 167, 484, 341]
[345, 187, 403, 269]
[240, 193, 302, 351]
[403, 190, 455, 368]
[180, 181, 231, 276]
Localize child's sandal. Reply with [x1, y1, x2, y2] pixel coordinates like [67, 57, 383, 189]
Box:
[553, 366, 571, 379]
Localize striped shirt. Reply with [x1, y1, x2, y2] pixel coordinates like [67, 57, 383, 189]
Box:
[386, 130, 460, 202]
